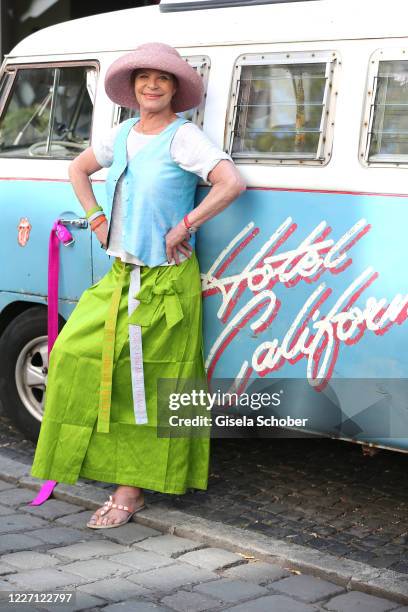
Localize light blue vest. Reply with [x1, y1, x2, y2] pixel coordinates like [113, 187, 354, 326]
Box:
[105, 117, 199, 267]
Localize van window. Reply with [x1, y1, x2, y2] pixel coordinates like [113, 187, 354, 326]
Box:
[226, 51, 338, 165]
[0, 64, 97, 159]
[363, 57, 408, 164]
[0, 71, 13, 107]
[116, 55, 210, 128]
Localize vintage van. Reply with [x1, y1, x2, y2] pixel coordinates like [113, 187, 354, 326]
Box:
[1, 0, 408, 451]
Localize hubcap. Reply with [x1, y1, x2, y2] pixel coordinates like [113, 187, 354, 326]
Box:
[15, 336, 48, 422]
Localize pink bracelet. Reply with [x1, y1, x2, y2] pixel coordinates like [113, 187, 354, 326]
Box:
[183, 214, 192, 230]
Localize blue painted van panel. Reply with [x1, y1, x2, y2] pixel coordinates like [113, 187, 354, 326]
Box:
[2, 179, 93, 300]
[196, 186, 408, 450]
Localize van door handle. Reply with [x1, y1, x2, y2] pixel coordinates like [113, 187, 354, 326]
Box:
[59, 217, 88, 229]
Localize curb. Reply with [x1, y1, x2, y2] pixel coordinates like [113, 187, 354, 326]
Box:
[2, 453, 408, 605]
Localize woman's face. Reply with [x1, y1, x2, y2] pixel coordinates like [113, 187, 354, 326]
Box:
[134, 68, 177, 114]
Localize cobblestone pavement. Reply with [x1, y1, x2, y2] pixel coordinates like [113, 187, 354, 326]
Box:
[1, 409, 408, 576]
[0, 479, 406, 612]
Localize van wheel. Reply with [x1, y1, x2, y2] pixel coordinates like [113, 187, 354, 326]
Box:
[0, 307, 64, 443]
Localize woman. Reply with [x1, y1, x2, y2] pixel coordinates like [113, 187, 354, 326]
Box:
[31, 42, 245, 529]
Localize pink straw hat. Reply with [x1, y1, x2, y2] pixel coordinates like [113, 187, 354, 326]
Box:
[104, 42, 204, 113]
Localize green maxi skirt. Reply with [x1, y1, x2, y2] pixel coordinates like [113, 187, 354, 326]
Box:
[31, 252, 210, 494]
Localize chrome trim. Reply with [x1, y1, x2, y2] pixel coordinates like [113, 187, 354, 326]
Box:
[59, 217, 88, 228]
[46, 68, 60, 154]
[160, 0, 320, 11]
[0, 69, 16, 123]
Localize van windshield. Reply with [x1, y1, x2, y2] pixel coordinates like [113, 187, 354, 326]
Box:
[0, 65, 96, 159]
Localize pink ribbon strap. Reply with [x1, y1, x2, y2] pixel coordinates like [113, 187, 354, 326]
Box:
[29, 221, 73, 506]
[29, 479, 57, 506]
[48, 220, 61, 354]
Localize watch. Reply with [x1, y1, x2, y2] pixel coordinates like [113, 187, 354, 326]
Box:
[183, 214, 199, 235]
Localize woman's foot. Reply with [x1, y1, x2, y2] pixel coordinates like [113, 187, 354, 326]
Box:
[87, 486, 144, 528]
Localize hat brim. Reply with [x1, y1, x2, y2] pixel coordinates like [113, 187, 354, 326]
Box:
[105, 49, 204, 113]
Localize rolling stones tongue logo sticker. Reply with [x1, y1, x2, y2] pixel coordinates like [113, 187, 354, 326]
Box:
[17, 217, 32, 246]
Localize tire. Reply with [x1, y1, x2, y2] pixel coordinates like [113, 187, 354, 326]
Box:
[0, 306, 65, 442]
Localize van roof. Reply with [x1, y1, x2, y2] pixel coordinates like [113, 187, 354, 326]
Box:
[8, 0, 408, 59]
